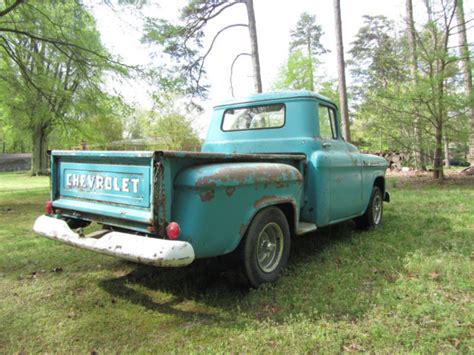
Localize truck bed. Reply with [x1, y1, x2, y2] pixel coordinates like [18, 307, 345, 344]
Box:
[49, 150, 306, 235]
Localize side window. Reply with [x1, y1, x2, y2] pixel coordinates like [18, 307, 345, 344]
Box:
[318, 105, 338, 139]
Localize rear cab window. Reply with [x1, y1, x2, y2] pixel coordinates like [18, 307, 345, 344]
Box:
[222, 104, 285, 131]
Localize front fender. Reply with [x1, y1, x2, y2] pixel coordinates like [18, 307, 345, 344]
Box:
[172, 162, 302, 258]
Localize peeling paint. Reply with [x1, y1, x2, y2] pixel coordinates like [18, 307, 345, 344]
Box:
[161, 150, 306, 162]
[194, 163, 303, 189]
[252, 195, 295, 210]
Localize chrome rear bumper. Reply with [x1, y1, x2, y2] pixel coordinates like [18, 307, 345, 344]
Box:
[33, 215, 194, 267]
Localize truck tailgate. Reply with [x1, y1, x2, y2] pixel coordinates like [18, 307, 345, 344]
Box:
[51, 151, 155, 230]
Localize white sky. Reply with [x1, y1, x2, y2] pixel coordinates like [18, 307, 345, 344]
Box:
[92, 0, 473, 136]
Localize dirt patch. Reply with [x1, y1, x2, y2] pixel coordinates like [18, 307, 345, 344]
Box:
[387, 169, 474, 188]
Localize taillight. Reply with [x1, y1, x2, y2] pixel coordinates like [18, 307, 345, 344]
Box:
[166, 222, 180, 240]
[45, 201, 53, 215]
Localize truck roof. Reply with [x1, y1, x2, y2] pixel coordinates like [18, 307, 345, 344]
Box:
[214, 90, 335, 108]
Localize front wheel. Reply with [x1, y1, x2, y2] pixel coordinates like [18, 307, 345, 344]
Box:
[355, 186, 383, 229]
[241, 207, 290, 288]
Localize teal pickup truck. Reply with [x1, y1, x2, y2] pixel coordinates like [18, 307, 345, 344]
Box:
[34, 91, 389, 287]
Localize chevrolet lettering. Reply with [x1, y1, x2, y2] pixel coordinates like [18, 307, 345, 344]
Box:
[65, 174, 140, 193]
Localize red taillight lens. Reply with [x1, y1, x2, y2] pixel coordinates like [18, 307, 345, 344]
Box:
[45, 201, 53, 215]
[166, 222, 180, 240]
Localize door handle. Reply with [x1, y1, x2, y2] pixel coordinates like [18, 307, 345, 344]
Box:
[322, 142, 332, 149]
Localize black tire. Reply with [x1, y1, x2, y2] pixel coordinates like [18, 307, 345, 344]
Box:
[241, 207, 290, 288]
[355, 186, 383, 229]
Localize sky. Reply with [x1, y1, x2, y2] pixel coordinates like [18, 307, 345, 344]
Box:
[91, 0, 473, 136]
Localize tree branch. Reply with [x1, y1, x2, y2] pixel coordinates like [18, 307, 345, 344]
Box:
[0, 27, 134, 69]
[229, 52, 251, 97]
[193, 23, 248, 91]
[0, 0, 24, 18]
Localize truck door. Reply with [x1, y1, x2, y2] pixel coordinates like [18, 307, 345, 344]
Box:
[318, 104, 363, 221]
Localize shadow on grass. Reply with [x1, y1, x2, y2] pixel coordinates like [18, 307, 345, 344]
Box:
[98, 221, 382, 320]
[98, 191, 460, 323]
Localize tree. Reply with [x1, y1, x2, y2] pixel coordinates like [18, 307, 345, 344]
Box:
[273, 48, 339, 108]
[333, 0, 351, 142]
[406, 0, 426, 170]
[349, 3, 470, 179]
[349, 15, 414, 154]
[152, 114, 201, 151]
[0, 1, 123, 174]
[121, 109, 201, 151]
[143, 0, 263, 97]
[289, 12, 327, 91]
[455, 0, 474, 164]
[417, 1, 460, 178]
[273, 50, 313, 91]
[245, 0, 262, 93]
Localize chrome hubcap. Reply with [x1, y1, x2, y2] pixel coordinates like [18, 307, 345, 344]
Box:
[372, 193, 382, 225]
[256, 222, 284, 273]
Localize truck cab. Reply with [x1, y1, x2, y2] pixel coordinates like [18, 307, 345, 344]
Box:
[203, 91, 387, 227]
[34, 91, 389, 287]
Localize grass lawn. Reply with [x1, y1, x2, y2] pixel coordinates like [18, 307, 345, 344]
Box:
[0, 171, 472, 352]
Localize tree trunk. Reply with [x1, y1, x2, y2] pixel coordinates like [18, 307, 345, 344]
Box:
[244, 0, 262, 93]
[307, 42, 315, 92]
[455, 0, 474, 164]
[333, 0, 351, 142]
[433, 123, 444, 179]
[406, 0, 426, 170]
[379, 129, 383, 151]
[444, 134, 450, 168]
[31, 123, 49, 176]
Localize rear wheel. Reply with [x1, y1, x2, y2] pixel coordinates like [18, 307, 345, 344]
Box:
[241, 207, 290, 288]
[355, 186, 383, 229]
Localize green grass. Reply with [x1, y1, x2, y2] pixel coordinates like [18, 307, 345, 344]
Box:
[0, 171, 473, 352]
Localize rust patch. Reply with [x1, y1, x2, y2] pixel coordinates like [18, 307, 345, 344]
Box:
[199, 190, 215, 202]
[275, 181, 289, 189]
[195, 176, 217, 188]
[253, 195, 296, 211]
[253, 195, 280, 209]
[195, 164, 303, 188]
[162, 150, 306, 162]
[226, 186, 236, 197]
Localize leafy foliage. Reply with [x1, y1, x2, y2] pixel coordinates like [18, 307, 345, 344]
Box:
[0, 0, 128, 173]
[273, 50, 313, 91]
[348, 5, 471, 177]
[290, 12, 327, 57]
[121, 109, 201, 151]
[274, 12, 328, 92]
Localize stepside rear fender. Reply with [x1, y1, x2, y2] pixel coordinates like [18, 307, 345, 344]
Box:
[173, 162, 303, 258]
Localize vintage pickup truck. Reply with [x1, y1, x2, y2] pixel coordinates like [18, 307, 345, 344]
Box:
[34, 91, 389, 287]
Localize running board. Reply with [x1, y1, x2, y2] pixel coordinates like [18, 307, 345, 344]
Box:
[296, 222, 317, 235]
